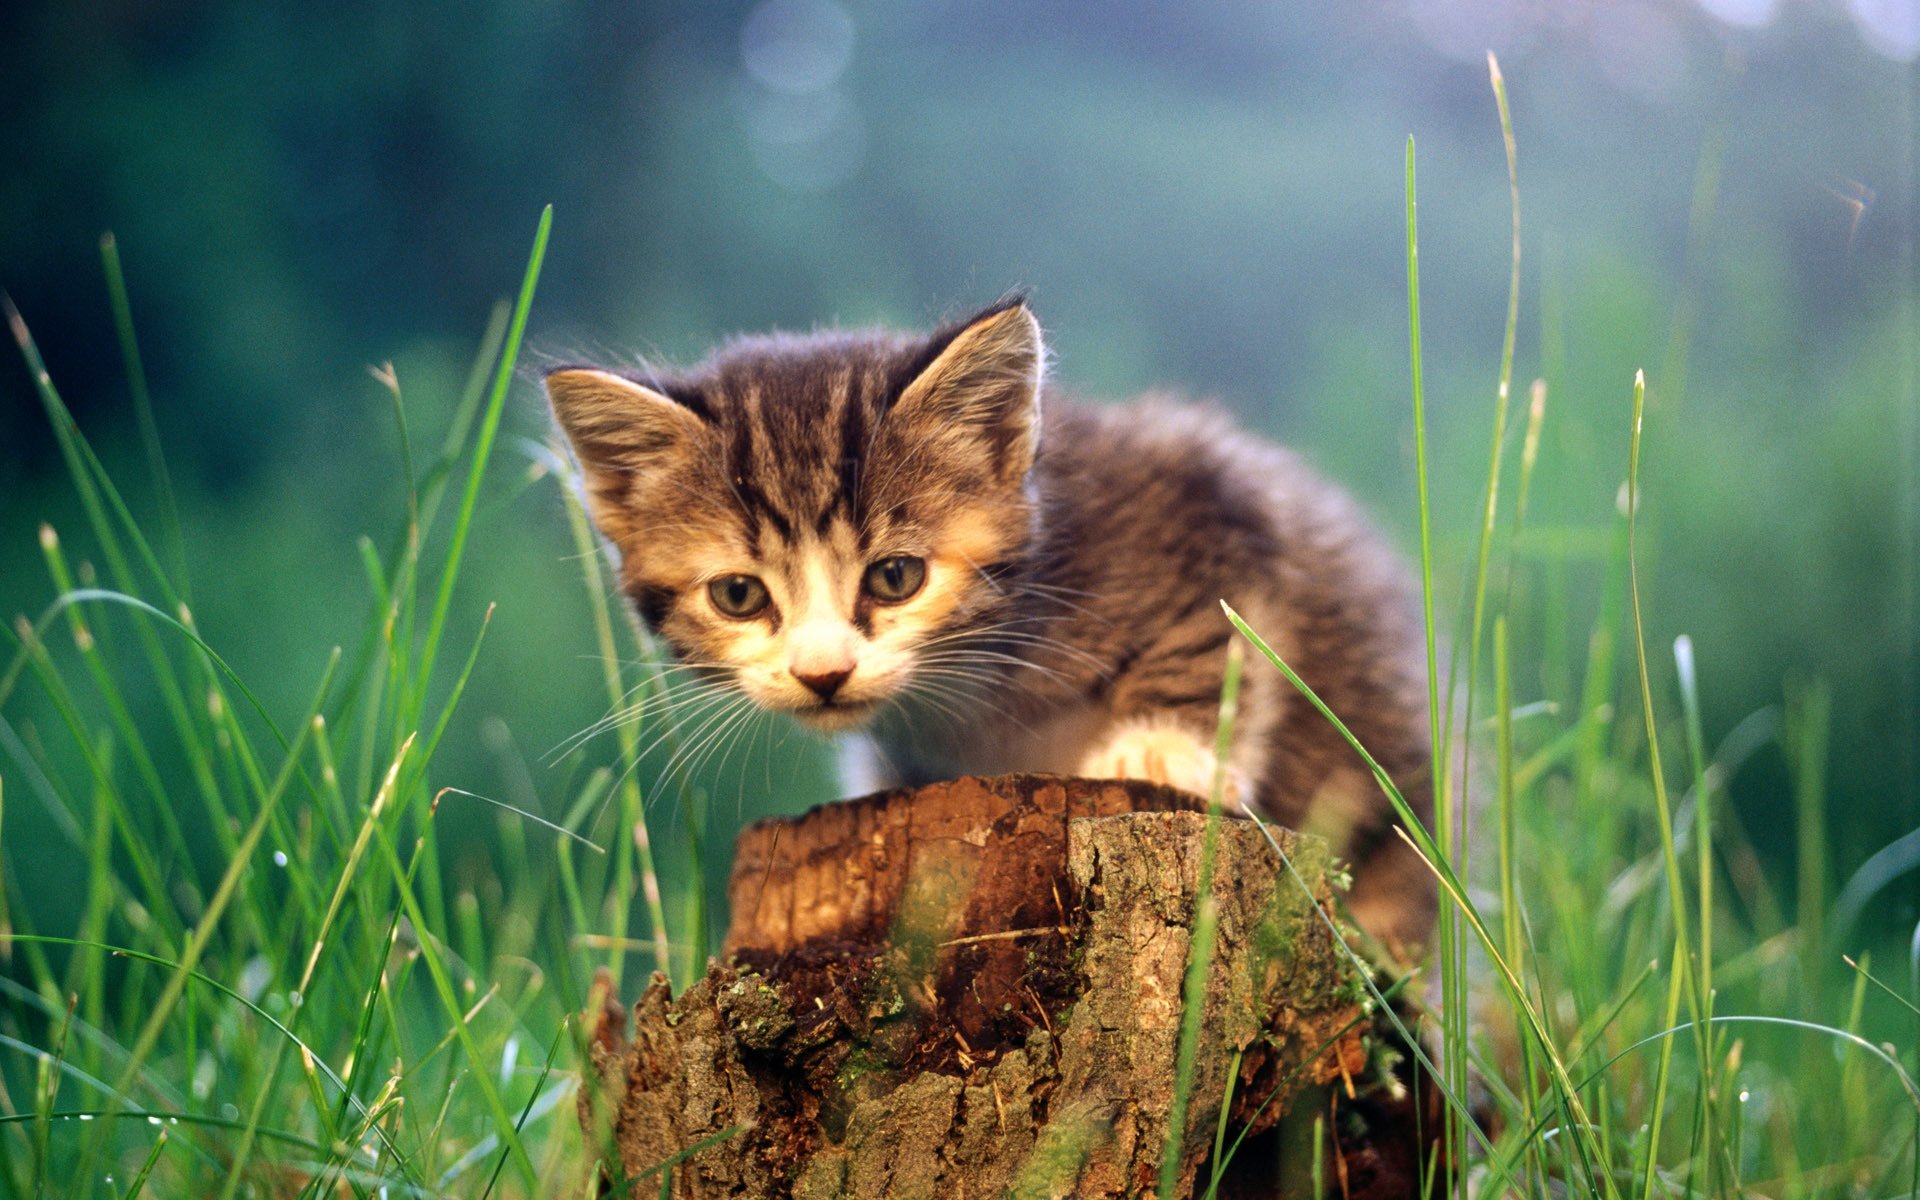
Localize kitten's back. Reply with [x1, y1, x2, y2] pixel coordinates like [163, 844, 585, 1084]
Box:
[1028, 396, 1434, 942]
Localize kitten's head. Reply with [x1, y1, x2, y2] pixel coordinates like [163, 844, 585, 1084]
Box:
[546, 299, 1044, 731]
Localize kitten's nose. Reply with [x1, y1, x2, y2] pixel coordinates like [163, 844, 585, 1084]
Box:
[792, 668, 851, 701]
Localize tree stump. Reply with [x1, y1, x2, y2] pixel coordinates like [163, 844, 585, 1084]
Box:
[580, 773, 1399, 1198]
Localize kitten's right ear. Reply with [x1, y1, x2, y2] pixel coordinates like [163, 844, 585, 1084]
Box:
[892, 300, 1045, 486]
[544, 368, 703, 479]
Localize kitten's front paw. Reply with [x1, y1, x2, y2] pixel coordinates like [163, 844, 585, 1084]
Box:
[1078, 722, 1246, 808]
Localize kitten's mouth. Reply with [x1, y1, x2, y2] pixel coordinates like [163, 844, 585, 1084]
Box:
[791, 697, 881, 732]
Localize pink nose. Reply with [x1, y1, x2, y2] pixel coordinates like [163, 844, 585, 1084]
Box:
[793, 668, 851, 701]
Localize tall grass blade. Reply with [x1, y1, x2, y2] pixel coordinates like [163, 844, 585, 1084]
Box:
[1637, 935, 1685, 1200]
[1624, 371, 1710, 1034]
[73, 704, 321, 1188]
[98, 233, 188, 599]
[557, 474, 672, 981]
[1225, 603, 1619, 1196]
[1785, 676, 1830, 1002]
[417, 206, 552, 700]
[1156, 642, 1242, 1199]
[119, 1127, 168, 1200]
[1403, 132, 1467, 1200]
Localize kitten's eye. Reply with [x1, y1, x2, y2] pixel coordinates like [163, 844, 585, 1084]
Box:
[863, 555, 926, 604]
[707, 574, 770, 619]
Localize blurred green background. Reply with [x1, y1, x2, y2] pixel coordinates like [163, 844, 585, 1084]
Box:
[2, 2, 1915, 941]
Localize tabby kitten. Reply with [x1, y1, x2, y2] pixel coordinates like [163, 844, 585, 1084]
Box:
[546, 299, 1435, 950]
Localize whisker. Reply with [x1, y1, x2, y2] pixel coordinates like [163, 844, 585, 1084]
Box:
[672, 695, 765, 794]
[618, 689, 742, 774]
[896, 671, 1050, 748]
[935, 632, 1112, 678]
[647, 694, 754, 800]
[895, 682, 972, 738]
[957, 558, 1111, 624]
[546, 674, 739, 761]
[704, 703, 771, 793]
[914, 647, 1080, 687]
[912, 613, 1061, 640]
[655, 691, 753, 772]
[909, 675, 1046, 739]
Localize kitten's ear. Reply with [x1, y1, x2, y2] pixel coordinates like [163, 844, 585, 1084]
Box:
[893, 301, 1044, 484]
[544, 368, 704, 480]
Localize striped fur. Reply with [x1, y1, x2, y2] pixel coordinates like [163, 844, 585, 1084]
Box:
[546, 300, 1435, 952]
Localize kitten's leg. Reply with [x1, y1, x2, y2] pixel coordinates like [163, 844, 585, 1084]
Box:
[1076, 619, 1277, 808]
[1342, 833, 1437, 955]
[1077, 718, 1250, 807]
[836, 733, 900, 797]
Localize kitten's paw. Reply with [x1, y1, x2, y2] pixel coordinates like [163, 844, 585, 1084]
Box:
[835, 735, 895, 798]
[1078, 721, 1246, 807]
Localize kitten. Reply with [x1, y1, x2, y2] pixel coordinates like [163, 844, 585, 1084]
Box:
[545, 299, 1435, 951]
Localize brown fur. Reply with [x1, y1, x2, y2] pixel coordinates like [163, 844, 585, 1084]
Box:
[546, 300, 1435, 952]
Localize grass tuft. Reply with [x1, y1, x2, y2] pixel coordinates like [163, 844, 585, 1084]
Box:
[0, 210, 689, 1196]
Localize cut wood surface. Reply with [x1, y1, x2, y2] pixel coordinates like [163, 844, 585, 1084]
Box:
[581, 773, 1410, 1198]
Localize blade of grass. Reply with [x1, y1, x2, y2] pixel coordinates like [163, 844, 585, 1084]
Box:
[420, 300, 514, 535]
[1204, 1047, 1242, 1200]
[1156, 642, 1242, 1199]
[1842, 954, 1920, 1018]
[0, 1110, 323, 1156]
[1563, 958, 1659, 1067]
[397, 208, 550, 958]
[1493, 616, 1551, 1189]
[7, 298, 249, 891]
[434, 787, 604, 853]
[31, 994, 76, 1200]
[479, 1018, 571, 1199]
[1439, 48, 1522, 833]
[7, 293, 261, 964]
[299, 733, 416, 1000]
[1637, 936, 1686, 1200]
[1225, 603, 1619, 1197]
[75, 757, 114, 1045]
[1673, 631, 1730, 1195]
[1495, 617, 1522, 981]
[1784, 675, 1830, 1002]
[1403, 134, 1467, 1198]
[71, 664, 325, 1187]
[596, 1125, 745, 1199]
[42, 589, 300, 755]
[1233, 803, 1526, 1192]
[415, 206, 551, 706]
[367, 818, 541, 1189]
[120, 1127, 169, 1200]
[557, 470, 672, 981]
[38, 528, 206, 908]
[1511, 1014, 1920, 1149]
[1674, 636, 1713, 1002]
[1204, 981, 1408, 1192]
[6, 617, 187, 951]
[0, 978, 189, 1118]
[5, 294, 180, 610]
[1622, 371, 1728, 1187]
[98, 233, 187, 600]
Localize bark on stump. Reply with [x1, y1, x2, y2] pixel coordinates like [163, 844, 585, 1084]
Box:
[581, 773, 1379, 1198]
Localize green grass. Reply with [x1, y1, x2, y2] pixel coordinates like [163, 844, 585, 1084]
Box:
[4, 75, 1920, 1199]
[0, 208, 690, 1197]
[1187, 55, 1920, 1198]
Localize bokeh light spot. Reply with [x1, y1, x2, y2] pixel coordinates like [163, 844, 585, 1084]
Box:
[742, 0, 856, 94]
[1849, 0, 1920, 60]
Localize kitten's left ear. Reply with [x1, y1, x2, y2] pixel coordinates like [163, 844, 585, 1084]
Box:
[544, 368, 705, 479]
[893, 300, 1044, 485]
